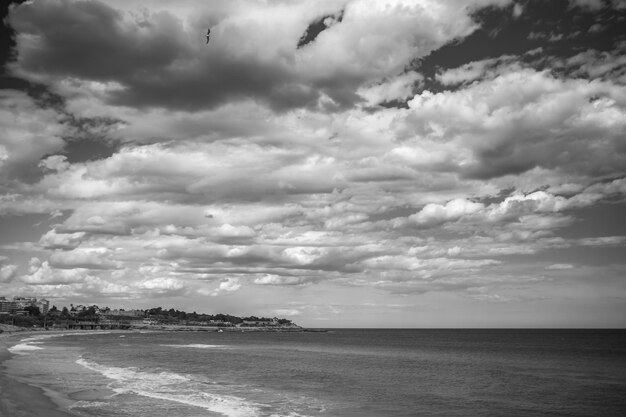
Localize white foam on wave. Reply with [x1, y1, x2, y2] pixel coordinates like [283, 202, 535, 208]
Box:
[8, 343, 43, 354]
[68, 400, 111, 411]
[8, 331, 114, 355]
[76, 358, 261, 417]
[160, 344, 229, 349]
[7, 333, 60, 355]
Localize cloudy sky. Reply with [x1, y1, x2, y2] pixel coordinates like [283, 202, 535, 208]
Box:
[1, 0, 625, 327]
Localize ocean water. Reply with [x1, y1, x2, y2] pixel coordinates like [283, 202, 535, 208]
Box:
[5, 329, 626, 417]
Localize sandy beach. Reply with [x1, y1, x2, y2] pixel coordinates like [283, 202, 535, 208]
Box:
[0, 328, 78, 417]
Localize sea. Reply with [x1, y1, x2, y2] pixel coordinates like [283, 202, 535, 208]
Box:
[5, 329, 626, 417]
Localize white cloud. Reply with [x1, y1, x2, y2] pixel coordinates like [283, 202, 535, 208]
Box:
[405, 66, 626, 179]
[272, 309, 301, 317]
[546, 263, 574, 270]
[410, 199, 484, 226]
[1, 0, 625, 327]
[436, 57, 518, 85]
[40, 230, 86, 249]
[21, 258, 91, 285]
[209, 278, 241, 296]
[49, 248, 119, 270]
[254, 274, 311, 286]
[0, 91, 66, 181]
[357, 72, 423, 105]
[283, 247, 326, 265]
[0, 264, 18, 282]
[136, 277, 184, 291]
[39, 155, 70, 172]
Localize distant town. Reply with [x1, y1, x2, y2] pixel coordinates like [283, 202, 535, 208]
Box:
[0, 296, 299, 331]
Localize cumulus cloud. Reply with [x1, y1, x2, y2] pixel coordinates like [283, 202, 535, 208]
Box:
[21, 258, 91, 285]
[136, 277, 184, 292]
[272, 308, 301, 317]
[0, 90, 67, 181]
[409, 199, 484, 226]
[1, 0, 625, 326]
[7, 0, 510, 112]
[357, 72, 423, 105]
[546, 263, 574, 270]
[209, 278, 241, 296]
[39, 229, 86, 249]
[0, 264, 18, 283]
[49, 247, 120, 270]
[404, 66, 626, 179]
[254, 274, 312, 286]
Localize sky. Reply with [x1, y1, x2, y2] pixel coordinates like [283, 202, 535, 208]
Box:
[0, 0, 625, 328]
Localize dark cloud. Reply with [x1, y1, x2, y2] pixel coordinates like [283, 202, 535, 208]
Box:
[297, 10, 344, 49]
[106, 56, 306, 112]
[411, 0, 626, 95]
[465, 114, 626, 180]
[61, 115, 122, 163]
[10, 0, 189, 81]
[1, 1, 27, 82]
[7, 0, 333, 112]
[7, 0, 497, 113]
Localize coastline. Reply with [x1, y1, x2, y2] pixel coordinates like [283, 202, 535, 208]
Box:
[0, 324, 318, 417]
[132, 323, 310, 332]
[0, 329, 77, 417]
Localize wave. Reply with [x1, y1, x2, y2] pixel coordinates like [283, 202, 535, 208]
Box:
[68, 400, 111, 411]
[7, 333, 60, 354]
[160, 343, 230, 349]
[8, 331, 113, 355]
[76, 358, 262, 417]
[8, 343, 44, 354]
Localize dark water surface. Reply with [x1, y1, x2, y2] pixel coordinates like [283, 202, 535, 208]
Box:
[6, 329, 626, 416]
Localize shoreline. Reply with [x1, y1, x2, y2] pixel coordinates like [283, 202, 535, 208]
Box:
[0, 330, 78, 417]
[0, 327, 136, 417]
[0, 325, 323, 417]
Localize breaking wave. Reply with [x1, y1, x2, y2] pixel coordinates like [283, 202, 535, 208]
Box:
[160, 343, 230, 349]
[76, 358, 261, 417]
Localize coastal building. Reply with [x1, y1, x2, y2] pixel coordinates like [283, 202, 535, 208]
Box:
[241, 318, 280, 327]
[13, 296, 38, 309]
[36, 299, 50, 315]
[107, 309, 144, 317]
[0, 299, 15, 315]
[5, 296, 39, 315]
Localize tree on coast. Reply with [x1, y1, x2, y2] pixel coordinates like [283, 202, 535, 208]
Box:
[24, 305, 40, 317]
[77, 306, 98, 321]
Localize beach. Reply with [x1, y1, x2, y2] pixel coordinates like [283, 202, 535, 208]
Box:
[0, 323, 305, 417]
[0, 328, 77, 417]
[1, 327, 129, 417]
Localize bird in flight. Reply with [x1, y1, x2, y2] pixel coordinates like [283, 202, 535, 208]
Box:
[206, 28, 211, 44]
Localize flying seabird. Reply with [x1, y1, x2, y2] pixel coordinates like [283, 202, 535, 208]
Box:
[206, 28, 211, 44]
